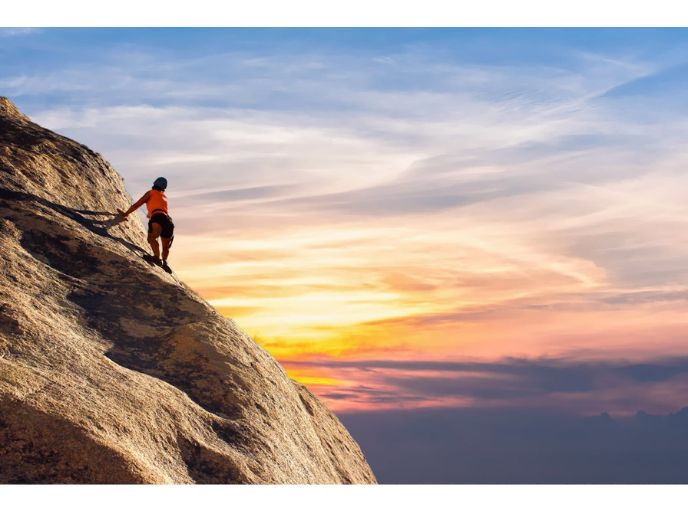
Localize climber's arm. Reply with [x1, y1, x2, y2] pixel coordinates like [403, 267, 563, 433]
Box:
[118, 191, 150, 218]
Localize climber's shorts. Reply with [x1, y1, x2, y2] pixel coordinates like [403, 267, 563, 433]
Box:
[148, 212, 174, 240]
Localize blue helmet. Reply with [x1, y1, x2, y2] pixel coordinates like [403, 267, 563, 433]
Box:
[153, 177, 168, 190]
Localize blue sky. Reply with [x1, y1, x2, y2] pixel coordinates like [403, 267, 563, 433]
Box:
[5, 28, 688, 111]
[5, 27, 688, 216]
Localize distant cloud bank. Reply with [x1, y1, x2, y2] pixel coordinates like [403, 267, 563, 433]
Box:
[283, 356, 688, 414]
[340, 405, 688, 483]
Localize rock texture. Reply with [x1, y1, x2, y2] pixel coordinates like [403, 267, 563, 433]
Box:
[0, 97, 376, 484]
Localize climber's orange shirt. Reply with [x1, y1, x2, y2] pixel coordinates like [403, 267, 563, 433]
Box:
[146, 189, 168, 217]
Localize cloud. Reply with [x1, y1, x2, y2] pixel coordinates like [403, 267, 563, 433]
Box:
[0, 28, 41, 38]
[338, 405, 688, 483]
[28, 104, 421, 202]
[20, 39, 683, 223]
[10, 30, 688, 383]
[282, 356, 688, 414]
[600, 62, 688, 99]
[172, 184, 301, 206]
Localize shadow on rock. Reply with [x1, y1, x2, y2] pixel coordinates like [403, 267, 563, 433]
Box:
[0, 187, 144, 257]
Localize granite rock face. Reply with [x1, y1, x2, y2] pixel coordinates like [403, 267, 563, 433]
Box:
[0, 97, 376, 484]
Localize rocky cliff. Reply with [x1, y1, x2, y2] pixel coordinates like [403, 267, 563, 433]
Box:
[0, 97, 376, 484]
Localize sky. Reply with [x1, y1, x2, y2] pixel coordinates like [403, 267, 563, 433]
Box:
[4, 28, 688, 481]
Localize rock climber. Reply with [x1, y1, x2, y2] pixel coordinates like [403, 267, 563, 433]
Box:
[117, 176, 174, 273]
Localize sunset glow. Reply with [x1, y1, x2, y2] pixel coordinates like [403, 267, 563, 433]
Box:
[13, 28, 688, 415]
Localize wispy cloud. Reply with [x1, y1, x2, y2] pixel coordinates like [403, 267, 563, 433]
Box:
[7, 29, 688, 413]
[283, 356, 688, 414]
[0, 28, 41, 38]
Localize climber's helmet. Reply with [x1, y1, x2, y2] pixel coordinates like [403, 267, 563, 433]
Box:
[153, 177, 168, 191]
